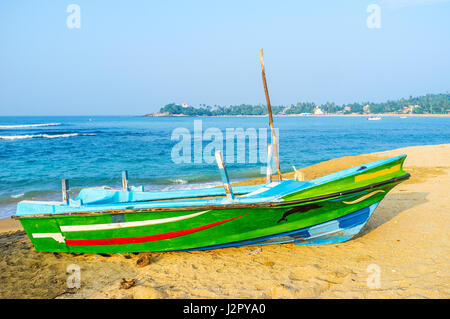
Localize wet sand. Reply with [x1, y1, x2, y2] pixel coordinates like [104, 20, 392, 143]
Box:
[0, 143, 449, 299]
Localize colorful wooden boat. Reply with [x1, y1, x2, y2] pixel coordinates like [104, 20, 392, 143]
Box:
[13, 51, 410, 253]
[13, 155, 409, 253]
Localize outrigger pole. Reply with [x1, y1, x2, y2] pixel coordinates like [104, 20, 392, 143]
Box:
[260, 49, 282, 181]
[215, 150, 235, 201]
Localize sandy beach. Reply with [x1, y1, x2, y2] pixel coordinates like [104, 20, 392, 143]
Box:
[0, 143, 449, 299]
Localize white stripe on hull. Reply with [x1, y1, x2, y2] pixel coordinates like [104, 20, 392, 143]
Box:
[60, 210, 210, 232]
[32, 233, 66, 243]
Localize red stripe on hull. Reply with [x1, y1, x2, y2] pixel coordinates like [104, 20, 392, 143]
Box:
[66, 214, 247, 246]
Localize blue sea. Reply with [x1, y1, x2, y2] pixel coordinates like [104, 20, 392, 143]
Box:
[0, 116, 449, 218]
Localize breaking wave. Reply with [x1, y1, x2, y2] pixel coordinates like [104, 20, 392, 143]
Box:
[0, 123, 61, 129]
[0, 133, 94, 140]
[169, 178, 188, 185]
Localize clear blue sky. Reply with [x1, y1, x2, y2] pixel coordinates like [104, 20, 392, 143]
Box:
[0, 0, 449, 115]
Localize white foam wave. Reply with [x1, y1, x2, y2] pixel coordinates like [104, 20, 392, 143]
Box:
[0, 123, 61, 129]
[170, 178, 188, 185]
[0, 133, 80, 140]
[11, 193, 24, 199]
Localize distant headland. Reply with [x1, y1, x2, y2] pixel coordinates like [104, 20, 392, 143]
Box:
[144, 93, 450, 117]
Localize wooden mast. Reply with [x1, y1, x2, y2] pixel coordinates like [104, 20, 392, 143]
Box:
[260, 49, 282, 181]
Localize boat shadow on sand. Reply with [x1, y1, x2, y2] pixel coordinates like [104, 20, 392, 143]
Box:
[354, 191, 429, 239]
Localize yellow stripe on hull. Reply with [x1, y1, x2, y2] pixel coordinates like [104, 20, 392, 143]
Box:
[355, 164, 401, 183]
[343, 190, 385, 204]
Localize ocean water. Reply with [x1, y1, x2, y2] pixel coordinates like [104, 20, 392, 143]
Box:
[0, 115, 449, 218]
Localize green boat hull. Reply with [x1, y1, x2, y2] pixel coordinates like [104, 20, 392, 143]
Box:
[16, 155, 409, 253]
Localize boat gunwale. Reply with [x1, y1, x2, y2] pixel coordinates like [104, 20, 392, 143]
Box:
[12, 173, 410, 219]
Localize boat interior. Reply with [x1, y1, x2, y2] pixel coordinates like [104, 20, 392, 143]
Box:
[15, 155, 405, 217]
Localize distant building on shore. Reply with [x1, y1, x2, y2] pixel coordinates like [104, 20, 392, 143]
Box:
[280, 106, 291, 115]
[314, 106, 324, 115]
[363, 104, 371, 114]
[402, 105, 420, 113]
[182, 102, 189, 108]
